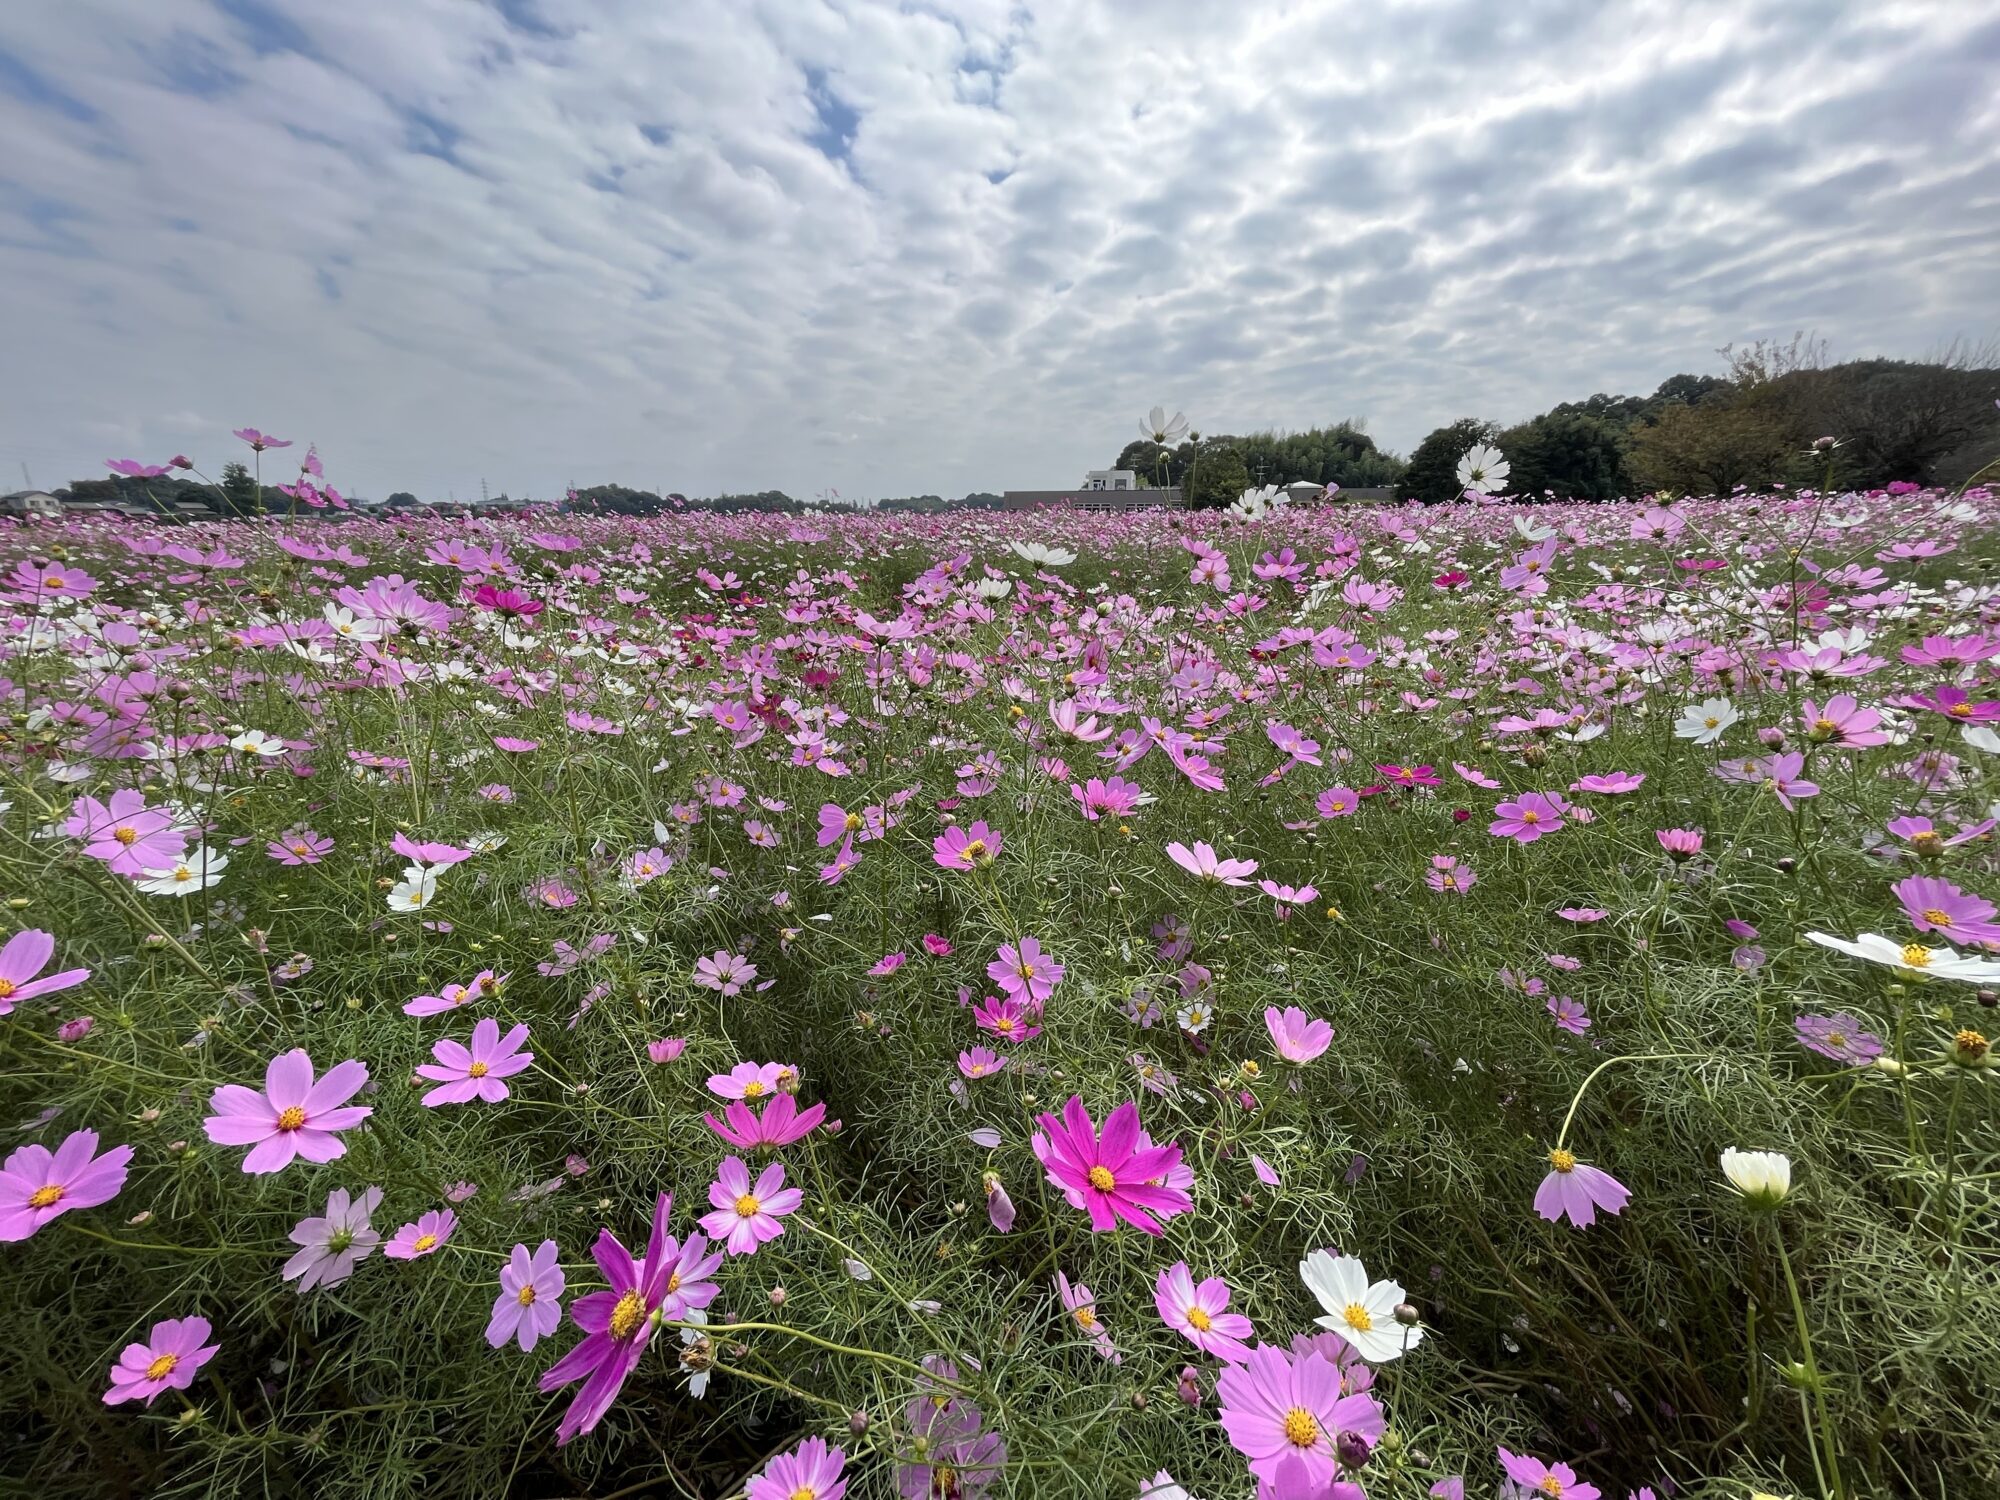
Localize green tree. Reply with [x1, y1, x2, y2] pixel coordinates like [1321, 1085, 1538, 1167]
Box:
[1183, 443, 1248, 509]
[1626, 401, 1794, 496]
[1396, 418, 1498, 504]
[220, 462, 262, 516]
[1497, 411, 1632, 500]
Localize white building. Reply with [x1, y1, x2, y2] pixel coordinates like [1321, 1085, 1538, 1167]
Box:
[1080, 469, 1137, 491]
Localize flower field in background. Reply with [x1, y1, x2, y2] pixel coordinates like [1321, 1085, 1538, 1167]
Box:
[4, 477, 1999, 1500]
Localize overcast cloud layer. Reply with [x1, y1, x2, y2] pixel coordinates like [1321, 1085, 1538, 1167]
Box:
[2, 0, 1996, 502]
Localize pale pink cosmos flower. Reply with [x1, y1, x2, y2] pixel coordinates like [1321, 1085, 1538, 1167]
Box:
[933, 821, 1003, 871]
[64, 791, 189, 877]
[1166, 839, 1259, 885]
[959, 1046, 1008, 1079]
[385, 1208, 457, 1259]
[708, 1061, 787, 1100]
[647, 1037, 688, 1064]
[204, 1050, 372, 1174]
[488, 1239, 565, 1352]
[416, 1019, 533, 1106]
[0, 929, 91, 1017]
[1534, 1149, 1630, 1228]
[987, 936, 1063, 1005]
[699, 1156, 804, 1256]
[1056, 1270, 1120, 1362]
[103, 1316, 220, 1406]
[1265, 1005, 1333, 1064]
[1156, 1261, 1255, 1363]
[694, 951, 758, 996]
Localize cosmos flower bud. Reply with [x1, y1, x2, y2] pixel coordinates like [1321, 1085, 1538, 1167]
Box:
[1872, 1056, 1908, 1077]
[1950, 1029, 1990, 1068]
[849, 1409, 870, 1437]
[768, 1285, 786, 1306]
[1176, 1365, 1203, 1407]
[1720, 1147, 1792, 1208]
[1130, 1390, 1147, 1410]
[1392, 1302, 1422, 1327]
[1335, 1430, 1373, 1470]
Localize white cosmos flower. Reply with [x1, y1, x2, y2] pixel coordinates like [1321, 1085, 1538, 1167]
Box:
[322, 604, 384, 642]
[1455, 443, 1510, 495]
[1962, 724, 2000, 754]
[229, 729, 288, 758]
[972, 577, 1014, 600]
[1009, 541, 1077, 568]
[135, 846, 229, 896]
[1719, 1148, 1792, 1207]
[1513, 515, 1557, 541]
[1299, 1250, 1423, 1362]
[387, 867, 439, 912]
[1674, 696, 1739, 745]
[1806, 931, 2000, 984]
[1140, 405, 1190, 444]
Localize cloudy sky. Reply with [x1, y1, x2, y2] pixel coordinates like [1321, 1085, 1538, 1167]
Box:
[2, 0, 1995, 502]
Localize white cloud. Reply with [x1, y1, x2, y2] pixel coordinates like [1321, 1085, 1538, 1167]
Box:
[0, 0, 1993, 500]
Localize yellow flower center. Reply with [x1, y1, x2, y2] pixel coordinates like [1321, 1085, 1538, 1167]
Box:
[667, 1270, 682, 1292]
[844, 812, 862, 831]
[468, 1061, 489, 1078]
[0, 979, 13, 999]
[413, 1233, 437, 1252]
[1826, 1031, 1847, 1048]
[790, 1488, 819, 1500]
[1282, 1407, 1320, 1447]
[744, 1081, 766, 1098]
[144, 1353, 180, 1381]
[1187, 1306, 1212, 1331]
[961, 839, 986, 860]
[291, 843, 310, 855]
[517, 1284, 537, 1306]
[1924, 909, 1952, 927]
[1016, 963, 1035, 980]
[1086, 1165, 1117, 1192]
[1520, 810, 1540, 824]
[114, 826, 139, 845]
[735, 1193, 762, 1218]
[607, 1289, 645, 1340]
[28, 1184, 63, 1209]
[276, 1105, 307, 1131]
[1949, 702, 1973, 717]
[1901, 944, 1932, 968]
[1703, 716, 1720, 729]
[1343, 1302, 1373, 1333]
[1073, 1306, 1098, 1330]
[1813, 717, 1836, 733]
[994, 1017, 1014, 1034]
[1549, 1148, 1577, 1173]
[1957, 1029, 1990, 1060]
[1538, 1479, 1564, 1497]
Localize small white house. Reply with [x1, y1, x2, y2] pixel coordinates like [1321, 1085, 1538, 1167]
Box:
[1, 489, 62, 518]
[1080, 469, 1136, 491]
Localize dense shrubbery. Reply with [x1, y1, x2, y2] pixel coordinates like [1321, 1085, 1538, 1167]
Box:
[4, 475, 2000, 1499]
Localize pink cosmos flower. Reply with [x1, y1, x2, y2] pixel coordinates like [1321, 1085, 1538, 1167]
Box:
[983, 1171, 1017, 1232]
[103, 1316, 220, 1406]
[1166, 839, 1259, 885]
[539, 1192, 678, 1444]
[959, 1046, 1008, 1079]
[1425, 855, 1475, 895]
[64, 791, 189, 877]
[1894, 683, 2000, 724]
[1265, 1005, 1333, 1064]
[867, 951, 906, 977]
[1534, 1150, 1630, 1228]
[1031, 1095, 1191, 1235]
[1155, 1261, 1254, 1362]
[1801, 695, 1888, 748]
[1497, 1447, 1600, 1500]
[1795, 1012, 1885, 1065]
[647, 1037, 689, 1064]
[972, 993, 1042, 1044]
[390, 832, 473, 867]
[1547, 996, 1591, 1034]
[385, 1208, 457, 1259]
[987, 936, 1063, 1005]
[1217, 1342, 1385, 1489]
[1558, 906, 1608, 922]
[703, 1094, 827, 1149]
[816, 803, 863, 847]
[0, 929, 90, 1017]
[283, 1186, 381, 1291]
[1056, 1270, 1120, 1362]
[233, 427, 291, 450]
[1316, 786, 1361, 818]
[489, 1239, 566, 1352]
[1489, 792, 1567, 843]
[748, 1438, 848, 1500]
[708, 1061, 787, 1100]
[202, 1049, 372, 1174]
[1570, 771, 1645, 794]
[468, 584, 544, 618]
[417, 1018, 533, 1106]
[1892, 874, 2000, 943]
[1072, 775, 1147, 820]
[404, 968, 508, 1016]
[0, 1129, 132, 1241]
[1656, 828, 1705, 860]
[922, 933, 954, 956]
[699, 1156, 803, 1256]
[934, 821, 1003, 870]
[1259, 880, 1318, 918]
[693, 951, 758, 996]
[266, 828, 333, 865]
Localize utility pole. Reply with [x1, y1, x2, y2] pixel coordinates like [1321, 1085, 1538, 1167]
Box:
[480, 477, 490, 505]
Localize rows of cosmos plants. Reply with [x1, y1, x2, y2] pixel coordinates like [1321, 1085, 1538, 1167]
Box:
[3, 454, 2000, 1500]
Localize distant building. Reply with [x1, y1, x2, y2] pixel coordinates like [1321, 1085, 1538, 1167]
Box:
[1000, 470, 1187, 512]
[0, 489, 62, 518]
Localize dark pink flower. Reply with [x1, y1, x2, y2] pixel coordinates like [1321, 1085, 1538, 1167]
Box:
[1031, 1095, 1191, 1235]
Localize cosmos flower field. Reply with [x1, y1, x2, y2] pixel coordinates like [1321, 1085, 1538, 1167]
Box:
[5, 482, 2000, 1500]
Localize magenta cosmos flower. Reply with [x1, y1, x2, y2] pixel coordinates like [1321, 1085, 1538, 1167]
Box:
[704, 1093, 826, 1149]
[232, 427, 291, 450]
[1534, 1149, 1631, 1229]
[1031, 1095, 1191, 1235]
[0, 1129, 132, 1241]
[488, 1239, 566, 1352]
[385, 1208, 456, 1259]
[1893, 874, 2000, 943]
[1166, 839, 1260, 885]
[1155, 1261, 1254, 1362]
[749, 1437, 848, 1500]
[0, 929, 91, 1017]
[987, 936, 1063, 1005]
[1217, 1342, 1385, 1489]
[539, 1191, 680, 1444]
[699, 1156, 804, 1256]
[1265, 1005, 1333, 1064]
[103, 1316, 220, 1407]
[417, 1018, 533, 1106]
[1489, 791, 1567, 843]
[1497, 1447, 1600, 1500]
[203, 1049, 372, 1174]
[933, 821, 1002, 871]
